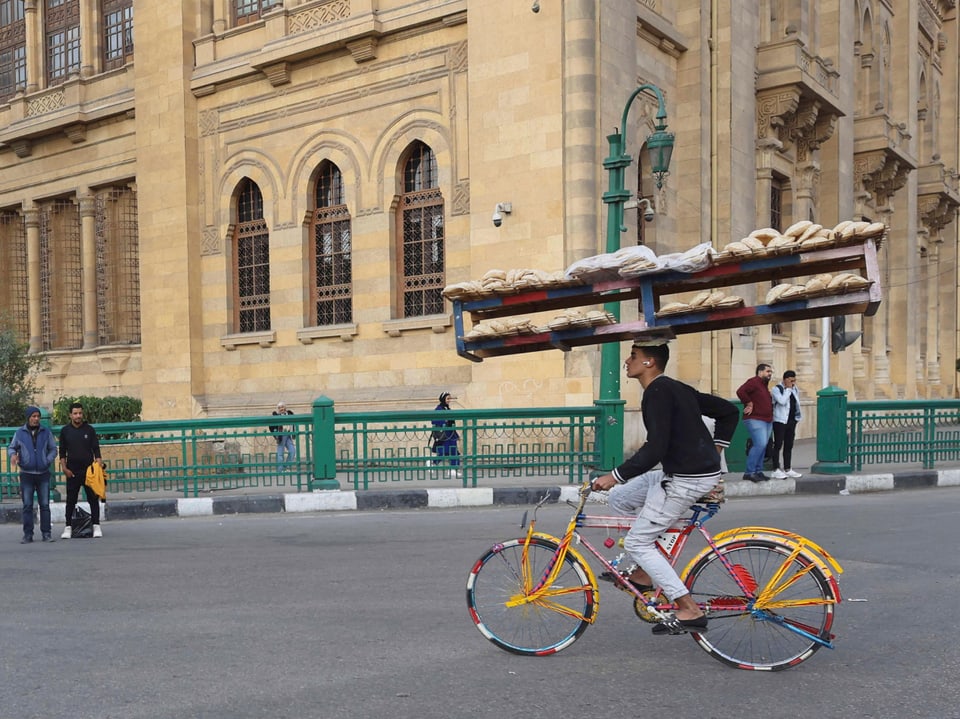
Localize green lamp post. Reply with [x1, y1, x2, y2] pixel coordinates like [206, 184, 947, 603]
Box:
[596, 84, 674, 469]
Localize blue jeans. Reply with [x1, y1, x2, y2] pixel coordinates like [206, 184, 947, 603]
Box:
[276, 435, 296, 472]
[20, 471, 52, 538]
[744, 419, 773, 474]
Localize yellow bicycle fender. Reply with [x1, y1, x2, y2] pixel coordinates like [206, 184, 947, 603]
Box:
[678, 535, 840, 591]
[712, 527, 843, 576]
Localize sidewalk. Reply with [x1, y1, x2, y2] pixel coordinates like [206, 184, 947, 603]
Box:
[2, 438, 959, 527]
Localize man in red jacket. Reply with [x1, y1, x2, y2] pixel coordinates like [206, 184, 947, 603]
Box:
[736, 363, 774, 482]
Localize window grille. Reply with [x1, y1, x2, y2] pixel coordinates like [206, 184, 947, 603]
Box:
[398, 142, 444, 318]
[234, 0, 278, 26]
[101, 0, 132, 70]
[0, 210, 28, 341]
[45, 0, 79, 85]
[311, 162, 352, 326]
[39, 198, 82, 350]
[0, 1, 25, 101]
[232, 179, 271, 333]
[95, 186, 140, 345]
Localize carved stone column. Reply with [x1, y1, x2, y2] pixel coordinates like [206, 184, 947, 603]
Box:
[79, 192, 98, 349]
[23, 207, 41, 353]
[23, 0, 39, 93]
[926, 239, 942, 388]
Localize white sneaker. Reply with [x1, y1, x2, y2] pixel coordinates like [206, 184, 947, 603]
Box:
[60, 526, 72, 539]
[449, 469, 461, 479]
[771, 469, 788, 480]
[93, 525, 103, 538]
[785, 469, 803, 478]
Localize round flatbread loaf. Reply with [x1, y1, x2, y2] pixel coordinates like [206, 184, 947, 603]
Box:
[723, 241, 751, 256]
[833, 220, 853, 234]
[767, 234, 795, 249]
[742, 236, 765, 251]
[766, 283, 794, 304]
[861, 222, 886, 238]
[784, 220, 813, 238]
[798, 223, 824, 242]
[689, 291, 712, 307]
[749, 227, 780, 242]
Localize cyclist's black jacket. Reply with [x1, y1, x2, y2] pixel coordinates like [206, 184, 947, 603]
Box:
[612, 374, 739, 483]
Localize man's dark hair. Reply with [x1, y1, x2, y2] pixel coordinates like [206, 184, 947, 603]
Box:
[640, 343, 670, 371]
[69, 401, 83, 411]
[755, 363, 771, 375]
[783, 370, 796, 380]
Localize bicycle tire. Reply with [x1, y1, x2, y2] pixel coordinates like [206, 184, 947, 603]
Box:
[684, 538, 837, 671]
[466, 536, 596, 655]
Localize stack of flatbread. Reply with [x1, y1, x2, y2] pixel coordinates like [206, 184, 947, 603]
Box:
[656, 290, 744, 317]
[463, 316, 538, 340]
[539, 308, 616, 332]
[716, 219, 886, 262]
[766, 271, 873, 304]
[444, 268, 583, 301]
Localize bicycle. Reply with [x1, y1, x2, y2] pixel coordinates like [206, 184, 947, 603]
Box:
[466, 480, 843, 670]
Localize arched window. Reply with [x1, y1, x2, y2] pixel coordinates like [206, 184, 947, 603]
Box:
[310, 161, 353, 326]
[232, 179, 271, 333]
[396, 141, 444, 318]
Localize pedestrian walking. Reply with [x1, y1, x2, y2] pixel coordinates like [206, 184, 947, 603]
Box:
[7, 406, 58, 543]
[771, 370, 803, 479]
[431, 392, 461, 478]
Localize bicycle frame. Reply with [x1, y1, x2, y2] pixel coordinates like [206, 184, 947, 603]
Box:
[511, 481, 840, 650]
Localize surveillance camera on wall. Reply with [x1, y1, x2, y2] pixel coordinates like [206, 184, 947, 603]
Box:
[492, 202, 512, 227]
[638, 198, 655, 222]
[531, 1, 540, 12]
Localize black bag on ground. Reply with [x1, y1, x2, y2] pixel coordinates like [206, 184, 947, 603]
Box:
[71, 507, 94, 538]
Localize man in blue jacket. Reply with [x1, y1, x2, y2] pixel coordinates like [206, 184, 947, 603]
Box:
[7, 406, 59, 543]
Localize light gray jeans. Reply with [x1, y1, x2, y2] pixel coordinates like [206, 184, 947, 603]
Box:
[608, 470, 720, 601]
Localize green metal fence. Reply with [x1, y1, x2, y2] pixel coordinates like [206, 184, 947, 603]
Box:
[334, 407, 600, 490]
[1, 402, 601, 498]
[847, 400, 960, 470]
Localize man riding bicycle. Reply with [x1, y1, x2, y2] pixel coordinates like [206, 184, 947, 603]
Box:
[591, 341, 739, 635]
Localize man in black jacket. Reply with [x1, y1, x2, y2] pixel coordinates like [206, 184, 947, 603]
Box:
[592, 341, 738, 636]
[58, 402, 103, 539]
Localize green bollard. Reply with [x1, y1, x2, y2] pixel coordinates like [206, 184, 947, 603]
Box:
[811, 386, 852, 474]
[310, 395, 341, 491]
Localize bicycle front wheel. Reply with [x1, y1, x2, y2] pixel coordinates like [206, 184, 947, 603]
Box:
[685, 538, 837, 671]
[466, 536, 596, 655]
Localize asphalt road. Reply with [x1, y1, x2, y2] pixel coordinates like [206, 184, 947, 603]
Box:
[2, 489, 958, 719]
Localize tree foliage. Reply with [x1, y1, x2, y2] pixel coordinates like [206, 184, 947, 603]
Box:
[0, 325, 48, 427]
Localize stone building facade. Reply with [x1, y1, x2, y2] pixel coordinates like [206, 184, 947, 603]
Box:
[0, 0, 956, 430]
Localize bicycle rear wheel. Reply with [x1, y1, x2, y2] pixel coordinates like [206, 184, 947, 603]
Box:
[466, 536, 596, 655]
[684, 538, 837, 671]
